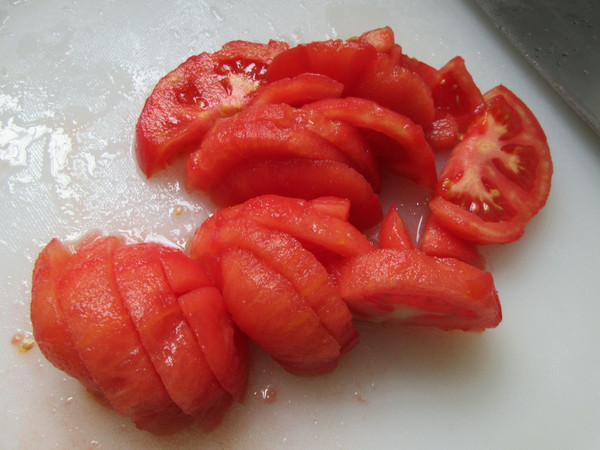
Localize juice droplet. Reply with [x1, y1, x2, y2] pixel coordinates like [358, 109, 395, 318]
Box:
[253, 385, 277, 403]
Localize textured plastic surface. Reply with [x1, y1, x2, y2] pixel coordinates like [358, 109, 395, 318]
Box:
[1, 1, 600, 448]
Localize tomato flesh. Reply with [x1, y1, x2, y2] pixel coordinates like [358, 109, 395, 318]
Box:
[379, 205, 414, 250]
[430, 85, 552, 244]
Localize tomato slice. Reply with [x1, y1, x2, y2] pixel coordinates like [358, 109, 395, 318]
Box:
[158, 246, 213, 294]
[265, 38, 378, 86]
[135, 40, 289, 177]
[304, 97, 437, 189]
[429, 85, 553, 244]
[177, 286, 249, 402]
[56, 236, 187, 432]
[338, 248, 502, 331]
[419, 215, 485, 269]
[424, 109, 460, 152]
[379, 205, 414, 250]
[431, 56, 485, 132]
[112, 243, 229, 425]
[30, 239, 102, 395]
[221, 247, 342, 375]
[354, 26, 396, 53]
[208, 159, 382, 230]
[249, 73, 344, 107]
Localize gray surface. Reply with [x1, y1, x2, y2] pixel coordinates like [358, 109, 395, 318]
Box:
[475, 0, 600, 137]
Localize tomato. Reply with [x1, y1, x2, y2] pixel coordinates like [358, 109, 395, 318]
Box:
[249, 73, 344, 107]
[30, 239, 102, 395]
[158, 245, 214, 294]
[221, 247, 342, 375]
[265, 38, 378, 86]
[208, 159, 382, 230]
[429, 85, 553, 244]
[354, 26, 396, 53]
[112, 243, 229, 425]
[338, 248, 502, 331]
[431, 56, 485, 132]
[424, 109, 460, 151]
[56, 236, 188, 432]
[135, 40, 289, 177]
[379, 205, 414, 250]
[304, 97, 437, 189]
[419, 215, 485, 269]
[178, 287, 249, 401]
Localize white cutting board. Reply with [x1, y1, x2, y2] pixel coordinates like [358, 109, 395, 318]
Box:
[1, 1, 599, 449]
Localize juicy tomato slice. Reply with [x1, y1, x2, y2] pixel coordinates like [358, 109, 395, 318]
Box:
[431, 56, 485, 132]
[208, 159, 383, 230]
[429, 85, 553, 244]
[265, 38, 378, 86]
[354, 26, 396, 53]
[56, 236, 187, 432]
[379, 205, 414, 250]
[419, 215, 485, 269]
[158, 246, 213, 294]
[221, 247, 342, 375]
[249, 73, 344, 107]
[112, 243, 228, 424]
[338, 248, 502, 331]
[185, 105, 350, 193]
[345, 51, 435, 128]
[424, 109, 460, 152]
[178, 286, 249, 402]
[30, 239, 102, 395]
[135, 40, 289, 177]
[304, 97, 437, 189]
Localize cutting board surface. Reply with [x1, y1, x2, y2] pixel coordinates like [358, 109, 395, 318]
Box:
[1, 1, 599, 449]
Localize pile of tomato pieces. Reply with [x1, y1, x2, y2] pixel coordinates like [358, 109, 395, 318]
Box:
[31, 27, 553, 433]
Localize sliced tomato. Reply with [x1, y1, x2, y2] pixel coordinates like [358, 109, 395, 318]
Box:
[56, 236, 187, 432]
[429, 85, 553, 244]
[249, 73, 344, 107]
[431, 56, 485, 132]
[208, 159, 382, 230]
[30, 239, 102, 395]
[344, 51, 435, 128]
[354, 26, 396, 53]
[419, 215, 485, 269]
[178, 287, 249, 402]
[135, 40, 289, 177]
[338, 248, 502, 331]
[158, 245, 213, 294]
[392, 46, 441, 89]
[379, 205, 414, 250]
[304, 97, 437, 189]
[221, 247, 342, 375]
[185, 106, 351, 193]
[309, 196, 351, 220]
[424, 109, 460, 152]
[112, 243, 229, 425]
[265, 38, 378, 86]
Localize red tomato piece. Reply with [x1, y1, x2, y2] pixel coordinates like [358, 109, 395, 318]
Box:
[424, 109, 460, 151]
[379, 205, 414, 250]
[304, 97, 437, 189]
[338, 249, 502, 331]
[429, 85, 553, 244]
[202, 219, 359, 354]
[309, 196, 351, 220]
[354, 26, 396, 53]
[57, 236, 187, 432]
[185, 106, 351, 193]
[178, 287, 249, 401]
[249, 73, 344, 107]
[30, 239, 102, 395]
[419, 215, 485, 269]
[392, 46, 441, 89]
[345, 51, 435, 128]
[265, 38, 378, 87]
[112, 243, 229, 425]
[158, 246, 213, 294]
[431, 56, 485, 132]
[221, 247, 342, 375]
[135, 40, 289, 177]
[208, 159, 383, 230]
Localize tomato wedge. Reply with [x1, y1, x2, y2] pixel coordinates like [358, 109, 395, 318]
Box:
[135, 40, 289, 177]
[249, 73, 344, 107]
[379, 205, 414, 250]
[338, 248, 502, 331]
[429, 85, 553, 244]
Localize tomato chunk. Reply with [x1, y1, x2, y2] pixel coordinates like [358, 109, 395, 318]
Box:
[158, 246, 213, 294]
[339, 249, 502, 331]
[136, 40, 289, 177]
[429, 85, 553, 244]
[250, 73, 344, 107]
[379, 205, 414, 250]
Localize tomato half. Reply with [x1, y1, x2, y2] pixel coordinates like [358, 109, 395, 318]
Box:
[135, 40, 289, 177]
[429, 85, 552, 244]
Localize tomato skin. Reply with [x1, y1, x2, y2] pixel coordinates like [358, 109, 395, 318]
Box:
[338, 249, 502, 331]
[136, 40, 289, 177]
[355, 26, 396, 53]
[430, 85, 553, 244]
